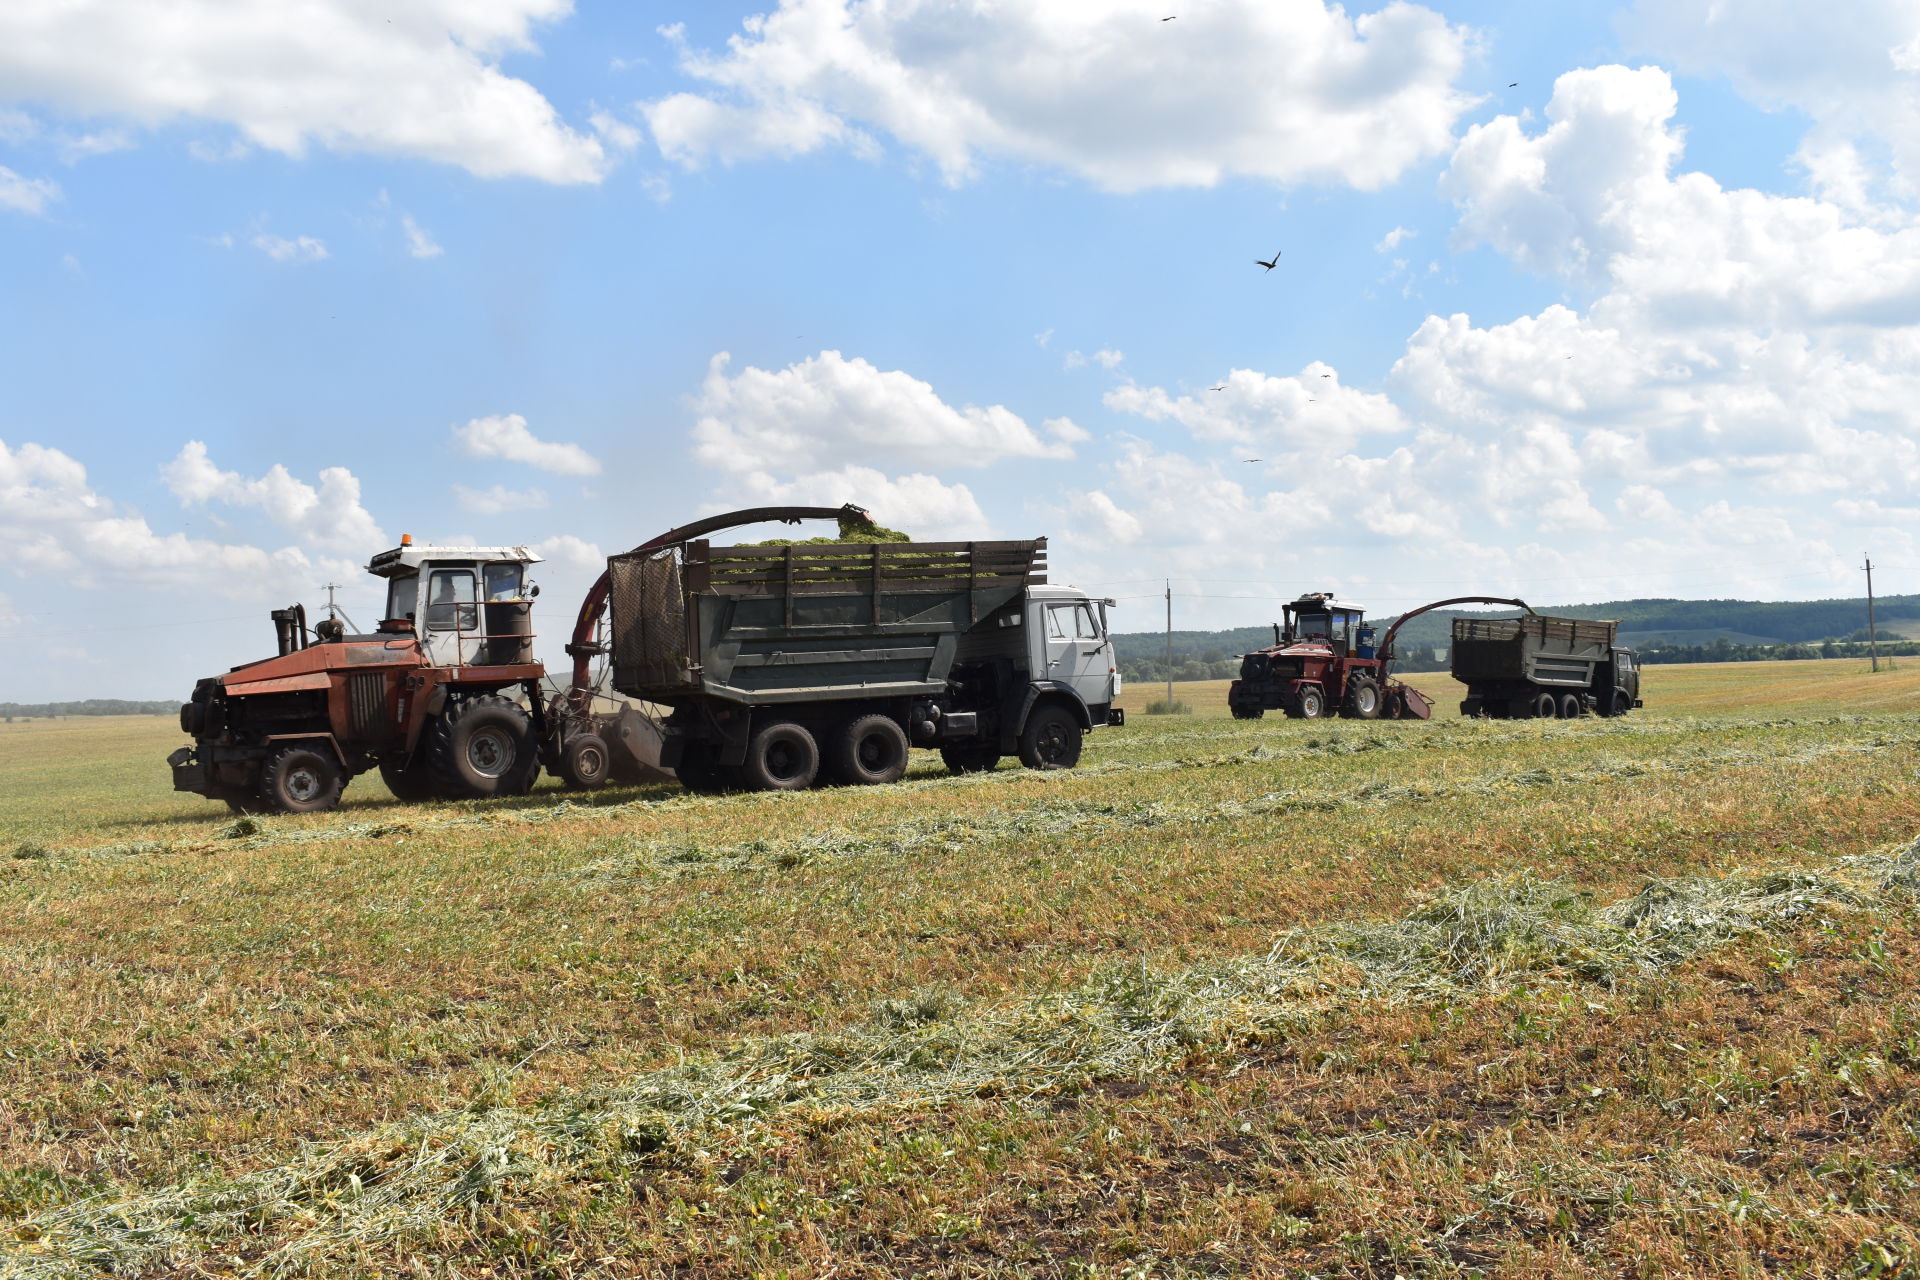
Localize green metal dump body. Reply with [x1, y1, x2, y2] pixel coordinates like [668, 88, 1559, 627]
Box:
[605, 539, 1047, 706]
[1450, 615, 1619, 688]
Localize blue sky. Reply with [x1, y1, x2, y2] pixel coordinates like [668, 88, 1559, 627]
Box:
[2, 0, 1916, 700]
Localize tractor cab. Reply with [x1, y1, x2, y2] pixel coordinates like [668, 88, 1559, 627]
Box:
[1282, 592, 1366, 657]
[367, 538, 543, 669]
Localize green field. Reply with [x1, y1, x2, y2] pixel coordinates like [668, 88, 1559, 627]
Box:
[3, 659, 1919, 1277]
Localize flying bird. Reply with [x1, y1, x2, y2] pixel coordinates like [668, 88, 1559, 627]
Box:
[1208, 383, 1226, 391]
[1254, 250, 1281, 271]
[1243, 458, 1261, 463]
[1508, 82, 1518, 87]
[1320, 373, 1331, 378]
[1163, 14, 1176, 19]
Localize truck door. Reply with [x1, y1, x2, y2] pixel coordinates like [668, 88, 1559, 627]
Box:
[421, 567, 484, 667]
[1039, 599, 1113, 708]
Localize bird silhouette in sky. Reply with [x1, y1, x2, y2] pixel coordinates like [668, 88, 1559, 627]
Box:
[1208, 383, 1226, 391]
[1509, 82, 1518, 87]
[1163, 15, 1176, 20]
[1255, 250, 1281, 271]
[1244, 458, 1261, 463]
[1320, 373, 1331, 377]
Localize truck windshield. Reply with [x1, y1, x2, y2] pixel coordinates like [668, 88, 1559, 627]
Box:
[384, 571, 418, 623]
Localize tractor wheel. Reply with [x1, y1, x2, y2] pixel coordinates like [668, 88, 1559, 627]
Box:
[1460, 696, 1483, 719]
[940, 745, 1001, 774]
[1343, 675, 1383, 720]
[830, 714, 910, 786]
[427, 695, 541, 799]
[1558, 692, 1584, 720]
[216, 787, 269, 815]
[556, 733, 612, 790]
[674, 745, 737, 794]
[1531, 692, 1558, 720]
[1295, 684, 1328, 720]
[1230, 699, 1265, 720]
[379, 757, 437, 802]
[739, 720, 820, 791]
[259, 744, 345, 815]
[1018, 705, 1083, 770]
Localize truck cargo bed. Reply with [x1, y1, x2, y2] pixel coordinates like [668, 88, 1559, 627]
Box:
[1451, 615, 1618, 687]
[607, 539, 1046, 704]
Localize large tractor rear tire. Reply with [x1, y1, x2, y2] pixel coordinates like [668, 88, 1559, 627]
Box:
[1018, 705, 1083, 770]
[260, 743, 345, 814]
[829, 714, 910, 786]
[740, 720, 820, 791]
[379, 757, 437, 802]
[1342, 675, 1383, 720]
[556, 733, 612, 790]
[427, 695, 541, 799]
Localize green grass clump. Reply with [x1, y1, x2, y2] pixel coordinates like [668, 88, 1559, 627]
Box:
[1144, 697, 1193, 715]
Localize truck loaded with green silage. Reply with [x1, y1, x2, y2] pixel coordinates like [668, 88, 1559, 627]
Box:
[598, 518, 1125, 791]
[1452, 613, 1644, 719]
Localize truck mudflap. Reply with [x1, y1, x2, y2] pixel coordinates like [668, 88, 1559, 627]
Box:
[167, 745, 212, 796]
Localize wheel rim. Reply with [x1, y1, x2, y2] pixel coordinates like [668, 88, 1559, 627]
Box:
[765, 738, 803, 781]
[857, 734, 887, 770]
[1357, 686, 1377, 713]
[467, 727, 515, 777]
[1038, 722, 1069, 763]
[286, 765, 322, 803]
[580, 745, 606, 778]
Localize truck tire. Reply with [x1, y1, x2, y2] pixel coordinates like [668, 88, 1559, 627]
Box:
[259, 743, 345, 814]
[940, 745, 1001, 774]
[740, 720, 820, 791]
[379, 757, 437, 802]
[1018, 705, 1083, 770]
[557, 733, 612, 790]
[1602, 687, 1633, 718]
[1558, 692, 1583, 720]
[1342, 675, 1383, 720]
[427, 695, 540, 799]
[1531, 691, 1557, 719]
[1460, 696, 1483, 718]
[830, 714, 910, 786]
[674, 745, 737, 794]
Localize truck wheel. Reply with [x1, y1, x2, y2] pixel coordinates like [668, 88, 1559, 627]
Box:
[1608, 687, 1634, 717]
[831, 714, 909, 786]
[378, 757, 437, 802]
[674, 746, 737, 794]
[427, 695, 540, 799]
[557, 733, 612, 790]
[1558, 693, 1583, 719]
[1531, 692, 1557, 719]
[1295, 685, 1327, 719]
[1342, 676, 1383, 720]
[259, 744, 345, 814]
[1019, 705, 1083, 770]
[940, 746, 1001, 774]
[740, 721, 820, 791]
[1460, 696, 1483, 718]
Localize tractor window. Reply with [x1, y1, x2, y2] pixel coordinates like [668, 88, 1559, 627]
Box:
[1294, 611, 1331, 638]
[384, 570, 419, 623]
[483, 562, 524, 601]
[425, 569, 478, 632]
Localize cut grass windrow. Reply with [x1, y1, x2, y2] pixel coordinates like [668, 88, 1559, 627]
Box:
[13, 718, 1915, 874]
[8, 835, 1917, 1278]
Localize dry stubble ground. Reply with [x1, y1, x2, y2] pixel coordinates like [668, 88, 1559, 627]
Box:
[0, 658, 1916, 1277]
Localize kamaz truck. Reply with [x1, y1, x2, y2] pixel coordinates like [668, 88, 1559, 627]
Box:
[1452, 614, 1643, 718]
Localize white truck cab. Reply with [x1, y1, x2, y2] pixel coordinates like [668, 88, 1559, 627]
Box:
[1027, 585, 1123, 714]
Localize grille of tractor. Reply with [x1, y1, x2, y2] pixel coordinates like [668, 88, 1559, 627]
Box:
[348, 672, 387, 737]
[609, 549, 690, 691]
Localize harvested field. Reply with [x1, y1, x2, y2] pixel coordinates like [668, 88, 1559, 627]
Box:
[2, 657, 1918, 1277]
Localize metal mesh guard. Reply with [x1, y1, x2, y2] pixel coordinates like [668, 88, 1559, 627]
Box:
[609, 549, 689, 691]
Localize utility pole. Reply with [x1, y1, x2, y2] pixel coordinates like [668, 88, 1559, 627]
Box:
[1864, 556, 1880, 672]
[323, 582, 343, 620]
[1165, 579, 1174, 709]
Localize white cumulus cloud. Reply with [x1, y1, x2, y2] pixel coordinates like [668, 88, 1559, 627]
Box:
[0, 165, 59, 215]
[726, 466, 988, 540]
[251, 233, 328, 263]
[693, 350, 1076, 474]
[0, 0, 608, 184]
[402, 215, 444, 259]
[161, 442, 386, 552]
[451, 413, 601, 476]
[641, 0, 1474, 192]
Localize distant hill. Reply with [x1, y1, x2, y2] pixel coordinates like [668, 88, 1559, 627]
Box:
[1113, 593, 1920, 681]
[1, 699, 177, 720]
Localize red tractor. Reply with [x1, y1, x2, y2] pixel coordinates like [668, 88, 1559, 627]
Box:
[1228, 593, 1535, 722]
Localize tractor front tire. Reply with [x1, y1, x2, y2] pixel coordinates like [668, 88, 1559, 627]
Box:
[427, 696, 541, 799]
[557, 733, 612, 790]
[1342, 675, 1383, 720]
[1018, 705, 1083, 770]
[1294, 685, 1328, 720]
[260, 744, 345, 815]
[830, 714, 910, 786]
[379, 757, 437, 802]
[740, 720, 820, 791]
[1230, 699, 1265, 720]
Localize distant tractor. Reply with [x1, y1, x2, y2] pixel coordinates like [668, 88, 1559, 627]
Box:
[170, 539, 556, 814]
[1451, 613, 1643, 718]
[1227, 592, 1433, 721]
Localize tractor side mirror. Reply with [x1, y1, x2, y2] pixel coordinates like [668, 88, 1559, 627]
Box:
[529, 583, 540, 598]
